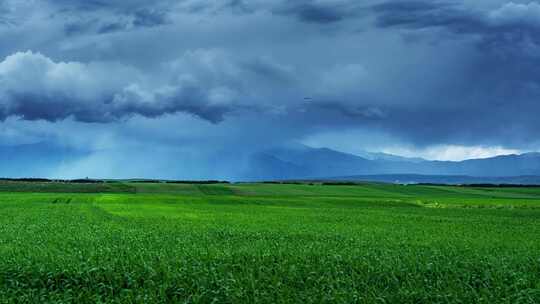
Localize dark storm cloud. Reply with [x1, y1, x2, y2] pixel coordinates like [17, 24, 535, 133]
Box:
[1, 86, 234, 124]
[93, 9, 169, 34]
[132, 9, 168, 27]
[277, 2, 348, 23]
[64, 10, 169, 36]
[0, 2, 14, 26]
[97, 22, 126, 34]
[45, 0, 171, 12]
[45, 0, 172, 36]
[372, 1, 479, 30]
[0, 50, 294, 124]
[273, 1, 365, 24]
[241, 58, 294, 84]
[4, 0, 540, 178]
[361, 1, 540, 147]
[371, 1, 540, 68]
[49, 0, 364, 39]
[64, 20, 95, 36]
[372, 1, 540, 42]
[0, 51, 241, 123]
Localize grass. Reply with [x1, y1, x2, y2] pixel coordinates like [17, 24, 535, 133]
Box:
[0, 182, 539, 303]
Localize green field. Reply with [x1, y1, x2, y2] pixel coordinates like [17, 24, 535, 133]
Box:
[0, 181, 539, 303]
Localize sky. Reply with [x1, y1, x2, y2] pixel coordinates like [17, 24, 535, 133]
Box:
[1, 0, 540, 178]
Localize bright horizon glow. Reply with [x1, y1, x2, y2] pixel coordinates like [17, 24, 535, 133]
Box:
[381, 145, 524, 162]
[302, 131, 526, 162]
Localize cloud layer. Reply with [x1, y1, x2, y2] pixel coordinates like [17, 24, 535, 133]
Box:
[1, 0, 540, 177]
[0, 50, 289, 123]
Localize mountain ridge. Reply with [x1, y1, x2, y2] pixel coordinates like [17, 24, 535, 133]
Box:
[244, 145, 540, 182]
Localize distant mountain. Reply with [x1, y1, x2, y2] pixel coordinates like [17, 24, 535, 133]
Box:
[3, 141, 540, 184]
[243, 145, 540, 183]
[354, 151, 426, 163]
[245, 152, 307, 180]
[434, 153, 540, 176]
[245, 144, 376, 180]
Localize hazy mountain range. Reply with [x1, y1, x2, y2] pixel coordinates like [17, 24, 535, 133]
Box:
[2, 142, 540, 184]
[245, 144, 540, 184]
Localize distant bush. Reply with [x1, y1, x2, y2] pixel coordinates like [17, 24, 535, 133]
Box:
[0, 178, 106, 184]
[261, 181, 308, 185]
[0, 178, 53, 182]
[460, 184, 540, 188]
[69, 179, 105, 184]
[166, 180, 230, 184]
[322, 182, 358, 186]
[130, 180, 165, 183]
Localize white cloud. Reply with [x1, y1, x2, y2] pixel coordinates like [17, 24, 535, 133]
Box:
[383, 145, 523, 161]
[489, 2, 540, 27]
